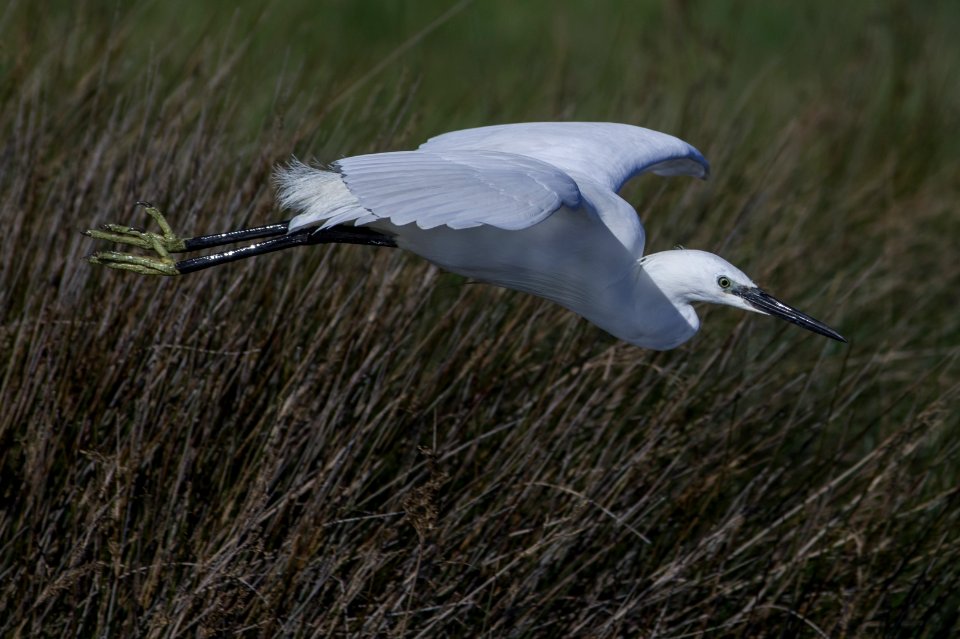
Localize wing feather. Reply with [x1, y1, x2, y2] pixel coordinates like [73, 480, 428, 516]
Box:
[334, 150, 581, 230]
[279, 123, 707, 260]
[420, 122, 709, 191]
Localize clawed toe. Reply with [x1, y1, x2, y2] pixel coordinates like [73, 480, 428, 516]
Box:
[85, 203, 187, 268]
[85, 204, 300, 277]
[86, 250, 179, 276]
[102, 223, 146, 234]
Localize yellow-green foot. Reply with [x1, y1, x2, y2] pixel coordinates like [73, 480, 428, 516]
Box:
[86, 250, 178, 276]
[85, 202, 184, 276]
[84, 202, 187, 255]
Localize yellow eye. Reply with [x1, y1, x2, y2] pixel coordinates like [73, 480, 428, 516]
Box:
[718, 276, 732, 289]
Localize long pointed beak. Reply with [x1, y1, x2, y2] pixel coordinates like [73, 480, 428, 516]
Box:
[734, 287, 847, 343]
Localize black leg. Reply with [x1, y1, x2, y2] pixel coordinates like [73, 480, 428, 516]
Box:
[176, 225, 398, 274]
[303, 225, 398, 248]
[103, 225, 396, 275]
[86, 203, 291, 255]
[134, 220, 398, 253]
[87, 202, 398, 276]
[182, 221, 291, 251]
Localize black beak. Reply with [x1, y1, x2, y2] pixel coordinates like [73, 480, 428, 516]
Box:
[734, 287, 847, 343]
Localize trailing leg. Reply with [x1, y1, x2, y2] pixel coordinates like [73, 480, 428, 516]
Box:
[86, 203, 397, 276]
[84, 201, 291, 255]
[171, 226, 398, 274]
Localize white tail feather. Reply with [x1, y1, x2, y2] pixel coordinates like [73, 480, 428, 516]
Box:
[274, 159, 373, 232]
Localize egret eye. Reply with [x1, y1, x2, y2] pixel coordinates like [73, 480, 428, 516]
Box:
[717, 276, 732, 290]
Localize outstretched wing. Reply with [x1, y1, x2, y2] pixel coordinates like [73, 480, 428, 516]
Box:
[279, 123, 706, 258]
[281, 150, 581, 232]
[337, 150, 580, 230]
[420, 122, 709, 192]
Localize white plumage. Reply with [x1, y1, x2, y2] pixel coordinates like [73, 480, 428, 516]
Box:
[58, 122, 846, 350]
[421, 122, 709, 186]
[271, 122, 843, 349]
[279, 122, 706, 257]
[87, 122, 844, 348]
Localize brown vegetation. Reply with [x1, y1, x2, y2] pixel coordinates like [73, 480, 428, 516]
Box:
[1, 1, 958, 636]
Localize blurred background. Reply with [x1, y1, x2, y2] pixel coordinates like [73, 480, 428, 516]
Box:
[2, 1, 958, 636]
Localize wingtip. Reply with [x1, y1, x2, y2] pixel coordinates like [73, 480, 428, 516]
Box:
[691, 148, 710, 180]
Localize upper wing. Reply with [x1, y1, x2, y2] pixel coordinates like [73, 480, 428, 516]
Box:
[420, 122, 709, 192]
[333, 149, 581, 230]
[280, 123, 704, 258]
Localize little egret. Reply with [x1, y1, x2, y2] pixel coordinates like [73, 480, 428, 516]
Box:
[86, 122, 845, 349]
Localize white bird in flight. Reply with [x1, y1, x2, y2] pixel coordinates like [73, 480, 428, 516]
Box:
[87, 122, 845, 349]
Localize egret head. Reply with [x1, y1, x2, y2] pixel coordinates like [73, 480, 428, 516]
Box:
[643, 249, 846, 342]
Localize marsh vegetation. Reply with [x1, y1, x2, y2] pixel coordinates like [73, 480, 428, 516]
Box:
[1, 1, 958, 636]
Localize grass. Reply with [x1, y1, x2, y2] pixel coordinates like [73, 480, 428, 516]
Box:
[1, 0, 959, 636]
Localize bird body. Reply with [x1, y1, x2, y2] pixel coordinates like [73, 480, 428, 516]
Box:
[382, 209, 691, 349]
[88, 122, 846, 349]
